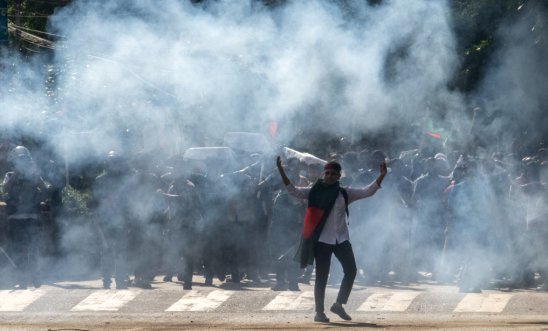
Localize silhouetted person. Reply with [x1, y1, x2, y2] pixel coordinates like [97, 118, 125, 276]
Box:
[3, 146, 49, 289]
[163, 165, 203, 290]
[269, 162, 305, 291]
[90, 151, 132, 289]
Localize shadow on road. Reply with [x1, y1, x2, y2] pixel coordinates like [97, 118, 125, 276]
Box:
[327, 321, 384, 328]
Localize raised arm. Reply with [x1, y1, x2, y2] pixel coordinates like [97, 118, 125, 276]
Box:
[376, 161, 387, 187]
[347, 160, 387, 203]
[276, 156, 291, 186]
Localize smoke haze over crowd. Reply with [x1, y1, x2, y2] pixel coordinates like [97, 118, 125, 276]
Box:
[0, 0, 544, 162]
[0, 0, 546, 287]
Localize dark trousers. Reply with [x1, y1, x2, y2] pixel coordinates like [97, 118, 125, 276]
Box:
[8, 218, 41, 287]
[314, 240, 357, 313]
[101, 228, 128, 286]
[180, 226, 199, 285]
[164, 226, 198, 284]
[273, 258, 301, 285]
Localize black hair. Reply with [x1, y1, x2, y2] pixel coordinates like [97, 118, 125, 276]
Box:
[324, 161, 342, 172]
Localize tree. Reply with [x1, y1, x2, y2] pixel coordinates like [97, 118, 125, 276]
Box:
[449, 0, 546, 93]
[7, 0, 71, 53]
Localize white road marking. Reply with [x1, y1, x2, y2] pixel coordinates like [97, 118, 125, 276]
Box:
[0, 289, 46, 311]
[71, 289, 141, 311]
[454, 293, 512, 313]
[357, 292, 420, 312]
[166, 290, 234, 312]
[263, 291, 314, 310]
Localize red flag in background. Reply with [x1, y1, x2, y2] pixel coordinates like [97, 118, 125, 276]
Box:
[268, 121, 278, 138]
[424, 118, 448, 140]
[426, 131, 442, 139]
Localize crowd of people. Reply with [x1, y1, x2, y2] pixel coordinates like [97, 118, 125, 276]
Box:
[0, 132, 546, 294]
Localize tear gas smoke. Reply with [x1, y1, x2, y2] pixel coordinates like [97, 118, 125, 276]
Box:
[0, 0, 546, 288]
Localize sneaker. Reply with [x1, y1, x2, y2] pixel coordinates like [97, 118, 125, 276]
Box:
[32, 278, 42, 288]
[536, 284, 548, 291]
[271, 283, 286, 291]
[298, 276, 310, 285]
[314, 312, 330, 323]
[229, 274, 241, 283]
[288, 282, 300, 291]
[248, 278, 263, 287]
[115, 280, 128, 289]
[330, 303, 352, 321]
[134, 280, 152, 289]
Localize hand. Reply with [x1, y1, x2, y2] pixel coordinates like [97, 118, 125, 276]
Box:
[376, 161, 387, 187]
[380, 161, 387, 176]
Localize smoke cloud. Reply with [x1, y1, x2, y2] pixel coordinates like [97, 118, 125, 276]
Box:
[0, 0, 546, 288]
[2, 0, 464, 160]
[0, 1, 545, 158]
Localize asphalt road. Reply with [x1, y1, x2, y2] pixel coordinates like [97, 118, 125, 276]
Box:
[1, 275, 547, 330]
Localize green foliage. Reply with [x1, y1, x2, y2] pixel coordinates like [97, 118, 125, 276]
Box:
[7, 0, 71, 53]
[450, 0, 507, 91]
[61, 185, 91, 218]
[5, 0, 548, 103]
[449, 0, 547, 92]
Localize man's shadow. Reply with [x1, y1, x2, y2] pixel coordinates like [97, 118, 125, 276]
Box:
[325, 321, 384, 328]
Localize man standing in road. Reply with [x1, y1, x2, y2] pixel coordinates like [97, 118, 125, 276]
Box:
[276, 156, 387, 323]
[90, 151, 132, 290]
[3, 146, 50, 289]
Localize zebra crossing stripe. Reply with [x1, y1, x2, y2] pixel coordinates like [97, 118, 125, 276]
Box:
[71, 289, 141, 311]
[263, 291, 314, 310]
[166, 290, 234, 312]
[357, 292, 420, 312]
[0, 289, 46, 311]
[454, 293, 512, 313]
